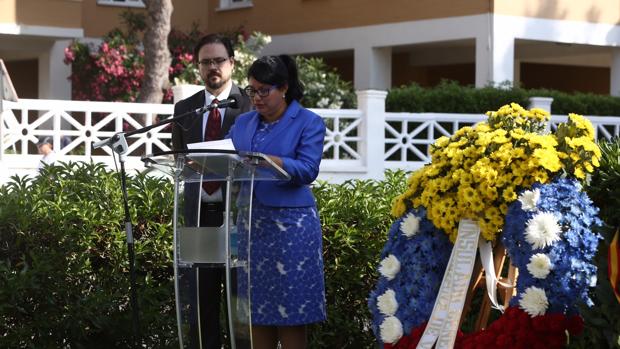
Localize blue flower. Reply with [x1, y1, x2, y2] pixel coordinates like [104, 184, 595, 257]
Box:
[502, 178, 602, 316]
[368, 207, 452, 341]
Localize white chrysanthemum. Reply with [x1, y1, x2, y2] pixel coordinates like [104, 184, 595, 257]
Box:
[525, 212, 562, 249]
[400, 213, 421, 238]
[379, 254, 401, 280]
[377, 289, 398, 316]
[526, 253, 553, 279]
[519, 188, 540, 211]
[379, 316, 403, 344]
[519, 286, 548, 317]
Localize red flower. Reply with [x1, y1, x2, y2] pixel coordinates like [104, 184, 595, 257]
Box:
[531, 315, 547, 331]
[517, 309, 531, 327]
[381, 306, 583, 349]
[515, 328, 531, 344]
[505, 306, 519, 318]
[547, 313, 566, 332]
[495, 333, 512, 347]
[546, 332, 567, 348]
[566, 315, 584, 336]
[533, 342, 548, 349]
[394, 335, 414, 349]
[505, 318, 520, 332]
[460, 338, 475, 349]
[409, 322, 427, 341]
[479, 332, 497, 346]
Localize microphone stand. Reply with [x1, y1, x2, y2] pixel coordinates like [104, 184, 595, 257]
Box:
[93, 96, 235, 151]
[92, 105, 209, 347]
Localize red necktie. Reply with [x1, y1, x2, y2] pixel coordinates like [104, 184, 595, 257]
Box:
[202, 99, 222, 195]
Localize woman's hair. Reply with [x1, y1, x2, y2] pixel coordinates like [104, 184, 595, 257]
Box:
[247, 55, 304, 104]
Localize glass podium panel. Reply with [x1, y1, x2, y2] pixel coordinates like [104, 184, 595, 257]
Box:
[142, 150, 289, 349]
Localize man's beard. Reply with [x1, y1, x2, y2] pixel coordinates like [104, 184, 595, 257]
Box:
[206, 73, 230, 90]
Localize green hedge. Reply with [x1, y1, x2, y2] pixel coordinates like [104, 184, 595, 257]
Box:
[0, 162, 407, 348]
[387, 80, 620, 115]
[2, 157, 617, 348]
[309, 171, 408, 348]
[0, 162, 177, 348]
[574, 139, 620, 349]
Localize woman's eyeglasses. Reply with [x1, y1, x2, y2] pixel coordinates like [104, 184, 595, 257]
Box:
[198, 57, 229, 67]
[244, 85, 278, 98]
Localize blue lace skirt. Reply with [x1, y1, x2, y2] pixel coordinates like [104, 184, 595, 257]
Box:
[237, 201, 326, 326]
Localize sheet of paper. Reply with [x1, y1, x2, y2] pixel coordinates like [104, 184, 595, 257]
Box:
[187, 138, 235, 151]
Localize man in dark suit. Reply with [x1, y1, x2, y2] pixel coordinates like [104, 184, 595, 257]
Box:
[171, 33, 251, 349]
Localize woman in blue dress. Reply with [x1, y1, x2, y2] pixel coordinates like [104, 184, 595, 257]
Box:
[228, 55, 327, 348]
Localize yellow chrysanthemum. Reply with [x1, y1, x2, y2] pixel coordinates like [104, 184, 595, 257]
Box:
[392, 197, 407, 217]
[533, 148, 562, 172]
[574, 166, 586, 179]
[434, 136, 450, 148]
[568, 113, 595, 138]
[391, 103, 600, 243]
[502, 186, 517, 202]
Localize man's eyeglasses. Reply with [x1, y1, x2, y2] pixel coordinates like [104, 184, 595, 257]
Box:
[244, 85, 278, 98]
[198, 57, 229, 67]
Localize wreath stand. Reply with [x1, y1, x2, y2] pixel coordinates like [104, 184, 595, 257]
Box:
[416, 219, 519, 349]
[461, 242, 519, 331]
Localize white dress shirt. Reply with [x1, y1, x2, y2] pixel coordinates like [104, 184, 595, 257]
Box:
[200, 83, 233, 202]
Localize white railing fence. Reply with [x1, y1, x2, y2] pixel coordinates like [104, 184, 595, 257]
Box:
[0, 99, 173, 178]
[2, 91, 620, 184]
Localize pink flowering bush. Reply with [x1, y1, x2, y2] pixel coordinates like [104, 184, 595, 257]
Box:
[64, 17, 211, 103]
[64, 28, 145, 102]
[167, 26, 205, 87]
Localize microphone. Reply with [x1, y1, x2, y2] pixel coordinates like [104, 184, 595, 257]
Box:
[205, 94, 241, 111]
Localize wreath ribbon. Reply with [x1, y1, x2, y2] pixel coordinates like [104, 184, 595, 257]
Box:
[478, 240, 514, 312]
[417, 219, 480, 349]
[417, 220, 516, 348]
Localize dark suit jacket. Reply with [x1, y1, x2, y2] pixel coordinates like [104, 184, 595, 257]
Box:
[172, 84, 251, 151]
[171, 84, 251, 226]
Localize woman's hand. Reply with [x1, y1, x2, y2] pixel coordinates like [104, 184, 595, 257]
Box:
[266, 155, 283, 168]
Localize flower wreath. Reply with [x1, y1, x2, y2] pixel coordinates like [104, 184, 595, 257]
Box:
[369, 104, 602, 348]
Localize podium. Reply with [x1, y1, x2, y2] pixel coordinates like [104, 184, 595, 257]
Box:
[143, 149, 290, 349]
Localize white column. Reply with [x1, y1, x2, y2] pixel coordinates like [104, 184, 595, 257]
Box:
[476, 15, 515, 88]
[530, 96, 554, 132]
[611, 48, 620, 96]
[37, 40, 72, 134]
[529, 96, 553, 112]
[491, 23, 515, 87]
[356, 89, 387, 180]
[38, 39, 72, 100]
[171, 84, 204, 103]
[354, 46, 392, 90]
[475, 32, 492, 87]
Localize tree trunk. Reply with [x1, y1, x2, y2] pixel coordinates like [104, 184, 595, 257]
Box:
[138, 0, 173, 104]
